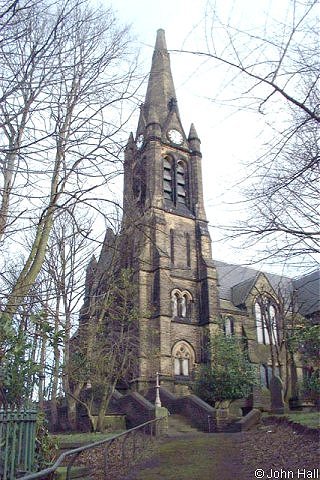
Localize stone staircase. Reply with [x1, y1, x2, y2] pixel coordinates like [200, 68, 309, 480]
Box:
[167, 414, 203, 436]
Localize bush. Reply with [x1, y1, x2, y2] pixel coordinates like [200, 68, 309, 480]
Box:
[194, 333, 257, 407]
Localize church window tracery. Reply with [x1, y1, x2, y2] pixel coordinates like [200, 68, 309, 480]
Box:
[172, 341, 195, 377]
[171, 289, 192, 319]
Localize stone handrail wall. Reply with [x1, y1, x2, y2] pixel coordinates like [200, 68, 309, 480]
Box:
[176, 394, 216, 432]
[233, 408, 261, 432]
[118, 392, 155, 428]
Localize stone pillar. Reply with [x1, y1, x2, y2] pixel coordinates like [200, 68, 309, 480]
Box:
[155, 406, 169, 436]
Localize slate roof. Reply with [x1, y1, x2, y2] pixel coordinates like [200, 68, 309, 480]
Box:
[293, 270, 320, 316]
[231, 275, 259, 307]
[213, 260, 319, 316]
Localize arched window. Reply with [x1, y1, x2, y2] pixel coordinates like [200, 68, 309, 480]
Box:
[172, 341, 195, 377]
[172, 291, 179, 317]
[255, 296, 279, 345]
[171, 289, 192, 319]
[224, 317, 234, 336]
[163, 156, 174, 201]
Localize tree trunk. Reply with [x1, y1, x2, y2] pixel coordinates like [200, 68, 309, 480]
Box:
[96, 387, 113, 432]
[67, 396, 78, 431]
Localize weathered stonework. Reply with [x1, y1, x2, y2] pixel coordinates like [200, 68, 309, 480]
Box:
[82, 29, 319, 411]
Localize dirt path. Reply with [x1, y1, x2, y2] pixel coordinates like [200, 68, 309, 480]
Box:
[124, 432, 245, 480]
[124, 420, 319, 480]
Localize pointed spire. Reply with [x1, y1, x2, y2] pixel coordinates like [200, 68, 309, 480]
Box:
[188, 123, 201, 153]
[188, 123, 199, 140]
[136, 104, 146, 136]
[143, 29, 180, 127]
[88, 254, 97, 268]
[125, 132, 134, 150]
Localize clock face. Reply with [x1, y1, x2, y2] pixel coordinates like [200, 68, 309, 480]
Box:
[136, 134, 144, 149]
[167, 129, 183, 145]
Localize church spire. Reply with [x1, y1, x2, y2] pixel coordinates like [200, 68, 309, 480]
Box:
[142, 29, 180, 128]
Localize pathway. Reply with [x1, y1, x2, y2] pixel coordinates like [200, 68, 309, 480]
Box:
[124, 432, 246, 480]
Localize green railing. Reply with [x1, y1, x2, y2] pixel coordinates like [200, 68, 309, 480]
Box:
[0, 408, 38, 480]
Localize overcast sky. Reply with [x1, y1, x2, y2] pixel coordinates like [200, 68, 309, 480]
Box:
[104, 0, 308, 276]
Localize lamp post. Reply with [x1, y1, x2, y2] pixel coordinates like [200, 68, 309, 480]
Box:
[155, 371, 162, 407]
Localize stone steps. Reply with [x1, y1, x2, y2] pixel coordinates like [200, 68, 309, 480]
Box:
[167, 414, 202, 436]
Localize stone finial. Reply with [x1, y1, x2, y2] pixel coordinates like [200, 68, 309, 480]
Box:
[188, 123, 201, 153]
[188, 123, 200, 140]
[125, 132, 134, 150]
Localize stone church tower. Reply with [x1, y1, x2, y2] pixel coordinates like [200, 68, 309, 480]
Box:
[80, 29, 317, 409]
[122, 29, 220, 392]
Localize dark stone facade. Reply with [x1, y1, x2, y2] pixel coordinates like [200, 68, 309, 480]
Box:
[82, 30, 319, 410]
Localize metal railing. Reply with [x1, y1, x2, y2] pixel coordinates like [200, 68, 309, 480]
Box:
[0, 407, 38, 480]
[20, 416, 166, 480]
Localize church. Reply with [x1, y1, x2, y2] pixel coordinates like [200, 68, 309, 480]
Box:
[83, 29, 319, 410]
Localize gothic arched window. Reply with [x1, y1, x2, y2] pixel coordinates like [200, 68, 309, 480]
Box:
[171, 289, 192, 319]
[172, 341, 195, 377]
[172, 291, 179, 317]
[254, 296, 279, 345]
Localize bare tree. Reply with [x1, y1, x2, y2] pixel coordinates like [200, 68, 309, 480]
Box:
[0, 0, 137, 317]
[253, 283, 302, 401]
[35, 208, 95, 428]
[174, 0, 319, 269]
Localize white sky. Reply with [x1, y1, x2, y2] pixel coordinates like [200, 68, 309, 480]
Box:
[104, 0, 311, 276]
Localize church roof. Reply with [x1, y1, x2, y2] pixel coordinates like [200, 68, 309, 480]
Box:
[214, 260, 318, 311]
[293, 269, 320, 316]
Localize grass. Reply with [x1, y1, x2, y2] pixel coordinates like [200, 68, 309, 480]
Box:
[263, 411, 320, 429]
[52, 430, 123, 445]
[287, 411, 320, 428]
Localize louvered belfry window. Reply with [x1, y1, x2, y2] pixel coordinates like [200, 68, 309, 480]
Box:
[176, 161, 186, 204]
[163, 156, 188, 206]
[163, 157, 174, 201]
